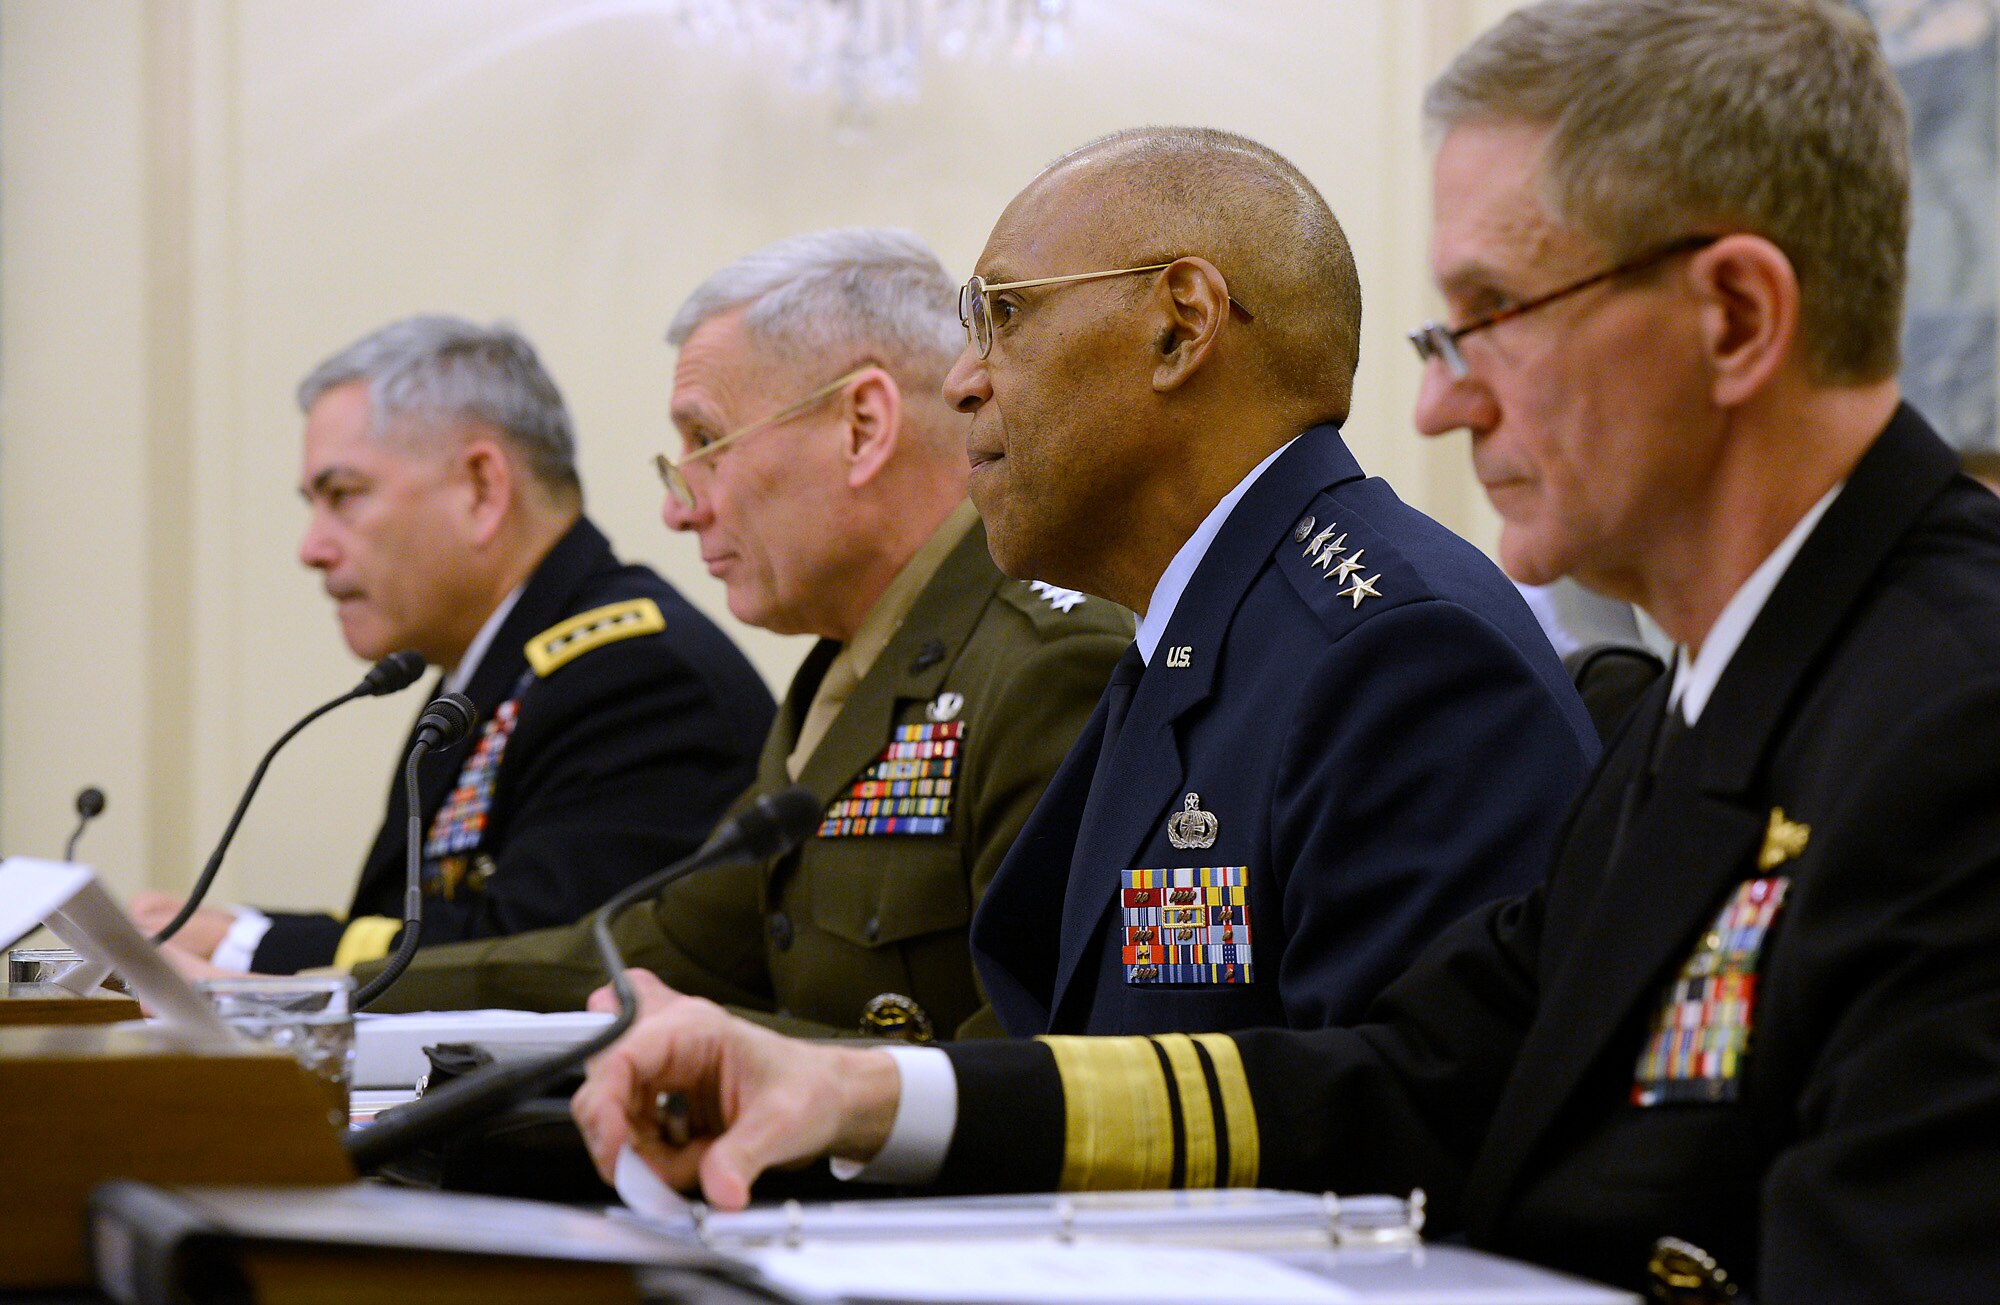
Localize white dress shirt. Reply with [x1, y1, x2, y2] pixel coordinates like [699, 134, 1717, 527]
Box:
[1669, 485, 1840, 726]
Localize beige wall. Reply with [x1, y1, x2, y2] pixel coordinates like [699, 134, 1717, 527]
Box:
[1, 0, 1502, 914]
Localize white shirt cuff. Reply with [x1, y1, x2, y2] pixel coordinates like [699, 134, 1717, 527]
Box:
[828, 1045, 957, 1185]
[211, 904, 273, 972]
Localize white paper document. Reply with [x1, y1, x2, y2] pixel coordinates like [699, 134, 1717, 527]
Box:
[747, 1238, 1357, 1304]
[351, 1008, 616, 1088]
[0, 856, 236, 1049]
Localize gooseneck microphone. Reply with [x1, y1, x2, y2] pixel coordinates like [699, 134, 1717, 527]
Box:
[352, 692, 478, 1009]
[345, 786, 822, 1173]
[152, 650, 428, 946]
[64, 787, 107, 861]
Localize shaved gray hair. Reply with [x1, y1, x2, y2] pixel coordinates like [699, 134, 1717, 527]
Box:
[1426, 0, 1909, 384]
[298, 315, 581, 498]
[1048, 126, 1363, 420]
[667, 228, 962, 391]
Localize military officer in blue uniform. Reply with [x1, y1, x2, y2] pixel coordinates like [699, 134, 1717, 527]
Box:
[954, 128, 1598, 1036]
[138, 316, 772, 975]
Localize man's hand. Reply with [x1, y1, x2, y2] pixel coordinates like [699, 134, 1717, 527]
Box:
[571, 989, 902, 1211]
[128, 892, 233, 960]
[585, 967, 679, 1021]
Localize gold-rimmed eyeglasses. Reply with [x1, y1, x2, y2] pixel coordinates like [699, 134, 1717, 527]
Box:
[654, 366, 874, 509]
[957, 262, 1255, 359]
[1408, 233, 1722, 379]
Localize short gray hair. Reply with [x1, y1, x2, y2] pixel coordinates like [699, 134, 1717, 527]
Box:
[297, 315, 581, 496]
[1426, 0, 1909, 384]
[666, 228, 961, 385]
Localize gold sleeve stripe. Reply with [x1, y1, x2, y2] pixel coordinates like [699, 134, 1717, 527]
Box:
[524, 598, 666, 677]
[1154, 1035, 1220, 1189]
[1043, 1036, 1177, 1190]
[1041, 1032, 1262, 1191]
[1191, 1032, 1260, 1187]
[332, 916, 403, 970]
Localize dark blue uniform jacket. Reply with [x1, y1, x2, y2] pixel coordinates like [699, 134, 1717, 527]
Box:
[971, 424, 1598, 1035]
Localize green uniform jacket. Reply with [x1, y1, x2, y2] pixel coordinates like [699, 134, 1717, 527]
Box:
[363, 522, 1131, 1040]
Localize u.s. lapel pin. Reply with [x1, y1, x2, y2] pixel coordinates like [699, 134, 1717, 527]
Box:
[1758, 807, 1810, 870]
[926, 691, 964, 723]
[1167, 792, 1219, 850]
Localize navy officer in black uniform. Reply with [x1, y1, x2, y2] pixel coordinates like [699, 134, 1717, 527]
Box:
[135, 315, 773, 974]
[955, 127, 1597, 1036]
[573, 2, 2000, 1300]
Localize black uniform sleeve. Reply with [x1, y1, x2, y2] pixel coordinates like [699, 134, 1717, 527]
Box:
[935, 884, 1547, 1227]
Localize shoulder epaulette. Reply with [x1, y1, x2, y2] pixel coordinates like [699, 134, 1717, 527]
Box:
[524, 597, 665, 677]
[1276, 504, 1420, 625]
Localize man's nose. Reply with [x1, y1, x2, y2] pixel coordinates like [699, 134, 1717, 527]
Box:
[661, 481, 709, 532]
[943, 343, 990, 415]
[1411, 357, 1498, 439]
[298, 513, 338, 569]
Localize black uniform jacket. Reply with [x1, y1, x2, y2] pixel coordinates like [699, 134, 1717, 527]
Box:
[941, 406, 2000, 1301]
[362, 521, 1130, 1039]
[971, 423, 1599, 1036]
[254, 517, 773, 973]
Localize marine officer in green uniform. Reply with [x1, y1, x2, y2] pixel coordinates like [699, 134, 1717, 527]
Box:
[363, 229, 1130, 1040]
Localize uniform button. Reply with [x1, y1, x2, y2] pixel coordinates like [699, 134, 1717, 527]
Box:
[768, 912, 794, 951]
[865, 915, 881, 943]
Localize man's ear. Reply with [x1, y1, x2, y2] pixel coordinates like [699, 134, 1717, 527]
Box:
[844, 368, 902, 489]
[459, 437, 514, 546]
[1151, 257, 1232, 393]
[1691, 234, 1799, 407]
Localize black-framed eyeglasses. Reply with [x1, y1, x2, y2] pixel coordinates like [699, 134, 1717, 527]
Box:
[1408, 233, 1723, 379]
[957, 261, 1254, 359]
[654, 365, 873, 509]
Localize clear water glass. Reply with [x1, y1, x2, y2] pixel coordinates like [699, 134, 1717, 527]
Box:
[198, 975, 355, 1130]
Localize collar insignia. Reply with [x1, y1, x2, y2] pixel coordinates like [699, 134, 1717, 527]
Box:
[1758, 807, 1811, 870]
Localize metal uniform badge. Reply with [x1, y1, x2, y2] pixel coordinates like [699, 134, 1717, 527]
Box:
[818, 720, 963, 838]
[1292, 515, 1315, 543]
[1121, 866, 1253, 985]
[859, 993, 936, 1044]
[1631, 875, 1791, 1106]
[1166, 792, 1218, 849]
[926, 692, 963, 723]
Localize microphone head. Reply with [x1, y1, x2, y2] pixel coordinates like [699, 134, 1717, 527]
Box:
[359, 650, 428, 697]
[416, 692, 479, 748]
[74, 786, 106, 819]
[716, 786, 822, 863]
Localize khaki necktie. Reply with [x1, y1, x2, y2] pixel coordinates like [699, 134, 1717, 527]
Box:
[788, 645, 863, 780]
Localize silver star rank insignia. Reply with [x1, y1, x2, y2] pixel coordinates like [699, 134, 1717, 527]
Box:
[1328, 548, 1367, 583]
[1338, 574, 1382, 608]
[1304, 524, 1343, 559]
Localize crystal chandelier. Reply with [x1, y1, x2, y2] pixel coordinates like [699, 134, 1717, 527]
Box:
[663, 0, 1074, 122]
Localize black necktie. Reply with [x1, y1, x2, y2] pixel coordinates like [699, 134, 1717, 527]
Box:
[1094, 643, 1146, 773]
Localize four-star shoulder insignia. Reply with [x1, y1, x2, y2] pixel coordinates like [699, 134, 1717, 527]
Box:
[1028, 581, 1088, 613]
[524, 598, 665, 676]
[1289, 511, 1386, 608]
[1758, 807, 1810, 870]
